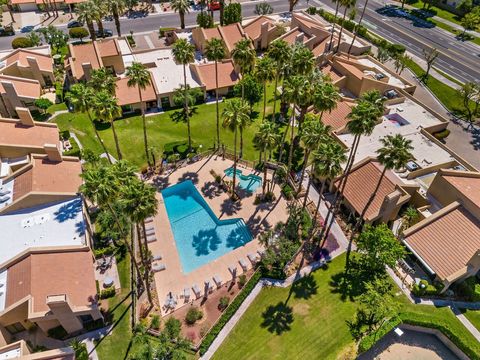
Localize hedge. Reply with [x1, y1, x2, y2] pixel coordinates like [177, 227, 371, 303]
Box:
[199, 270, 262, 355]
[12, 37, 34, 49]
[358, 317, 401, 353]
[99, 286, 116, 299]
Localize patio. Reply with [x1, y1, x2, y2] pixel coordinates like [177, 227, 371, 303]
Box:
[94, 255, 121, 291]
[147, 155, 290, 315]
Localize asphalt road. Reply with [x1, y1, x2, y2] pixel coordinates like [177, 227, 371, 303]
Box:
[1, 0, 478, 82]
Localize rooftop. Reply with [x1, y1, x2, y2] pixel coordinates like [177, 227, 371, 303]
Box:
[68, 40, 119, 80]
[115, 77, 157, 106]
[192, 60, 239, 91]
[134, 48, 201, 95]
[0, 119, 59, 150]
[243, 15, 276, 41]
[1, 49, 53, 73]
[403, 203, 480, 280]
[0, 197, 86, 268]
[319, 99, 354, 131]
[0, 75, 41, 98]
[442, 173, 480, 207]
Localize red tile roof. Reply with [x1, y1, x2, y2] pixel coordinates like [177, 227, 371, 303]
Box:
[115, 77, 157, 106]
[4, 49, 53, 73]
[0, 75, 41, 98]
[193, 60, 239, 91]
[243, 16, 275, 41]
[0, 120, 59, 149]
[319, 100, 353, 131]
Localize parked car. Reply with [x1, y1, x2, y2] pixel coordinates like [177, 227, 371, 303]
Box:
[0, 25, 14, 36]
[95, 29, 113, 38]
[208, 1, 221, 10]
[67, 20, 83, 28]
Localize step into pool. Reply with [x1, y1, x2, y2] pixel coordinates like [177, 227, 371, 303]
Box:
[224, 167, 262, 192]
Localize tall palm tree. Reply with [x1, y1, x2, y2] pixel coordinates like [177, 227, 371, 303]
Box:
[171, 0, 190, 29]
[312, 81, 340, 120]
[121, 180, 158, 308]
[106, 0, 126, 37]
[205, 38, 226, 149]
[126, 62, 153, 167]
[231, 38, 256, 102]
[298, 114, 331, 194]
[336, 0, 357, 52]
[222, 99, 250, 200]
[347, 0, 368, 56]
[76, 1, 97, 40]
[65, 83, 112, 164]
[92, 90, 123, 160]
[266, 40, 292, 120]
[291, 44, 315, 76]
[92, 0, 107, 36]
[172, 38, 196, 151]
[88, 68, 116, 94]
[327, 0, 341, 52]
[253, 121, 279, 195]
[255, 57, 276, 122]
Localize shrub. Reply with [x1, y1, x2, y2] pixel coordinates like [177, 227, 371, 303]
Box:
[199, 271, 262, 355]
[93, 244, 116, 258]
[306, 6, 317, 15]
[150, 314, 160, 330]
[223, 3, 242, 25]
[99, 286, 116, 299]
[12, 37, 33, 49]
[255, 2, 273, 15]
[185, 307, 203, 325]
[159, 27, 175, 38]
[455, 277, 480, 301]
[281, 184, 293, 200]
[47, 325, 67, 340]
[34, 98, 53, 114]
[238, 274, 247, 288]
[412, 279, 440, 297]
[197, 12, 214, 28]
[218, 296, 230, 311]
[358, 317, 401, 353]
[433, 129, 450, 140]
[126, 35, 135, 47]
[68, 27, 89, 41]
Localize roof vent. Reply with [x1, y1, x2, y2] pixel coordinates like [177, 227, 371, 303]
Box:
[21, 217, 34, 228]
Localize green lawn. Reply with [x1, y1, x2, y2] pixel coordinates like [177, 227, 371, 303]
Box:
[213, 254, 480, 360]
[462, 310, 480, 331]
[408, 0, 462, 24]
[54, 85, 279, 169]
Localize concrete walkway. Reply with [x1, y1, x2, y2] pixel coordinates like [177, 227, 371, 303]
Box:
[75, 325, 114, 360]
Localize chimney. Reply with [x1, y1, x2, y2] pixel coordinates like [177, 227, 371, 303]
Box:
[295, 33, 305, 45]
[260, 22, 270, 50]
[1, 81, 22, 110]
[16, 107, 35, 126]
[82, 62, 93, 81]
[26, 56, 45, 86]
[46, 294, 84, 334]
[44, 143, 63, 162]
[379, 189, 403, 223]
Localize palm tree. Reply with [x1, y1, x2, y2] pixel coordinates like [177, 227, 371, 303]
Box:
[76, 1, 97, 40]
[204, 38, 226, 149]
[92, 90, 123, 160]
[336, 0, 357, 52]
[106, 0, 126, 36]
[312, 81, 340, 119]
[126, 62, 153, 167]
[222, 99, 250, 200]
[65, 83, 112, 164]
[291, 44, 315, 76]
[172, 38, 195, 151]
[121, 180, 158, 308]
[231, 38, 256, 102]
[88, 68, 116, 94]
[266, 40, 292, 120]
[253, 121, 279, 195]
[327, 0, 341, 52]
[347, 0, 369, 56]
[92, 0, 107, 36]
[171, 0, 190, 29]
[255, 56, 276, 122]
[298, 114, 331, 195]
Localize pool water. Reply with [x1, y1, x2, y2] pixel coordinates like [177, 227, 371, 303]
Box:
[161, 180, 253, 274]
[224, 167, 262, 192]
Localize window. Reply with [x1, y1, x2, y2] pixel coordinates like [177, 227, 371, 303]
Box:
[78, 314, 94, 326]
[5, 322, 25, 334]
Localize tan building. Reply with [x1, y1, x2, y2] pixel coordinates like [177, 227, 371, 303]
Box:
[191, 60, 239, 97]
[0, 340, 74, 359]
[243, 15, 280, 50]
[66, 39, 125, 82]
[0, 49, 54, 87]
[115, 76, 158, 112]
[402, 170, 480, 292]
[0, 76, 41, 118]
[192, 23, 249, 56]
[10, 0, 84, 12]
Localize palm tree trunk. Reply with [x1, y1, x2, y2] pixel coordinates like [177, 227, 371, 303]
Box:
[262, 150, 268, 195]
[215, 60, 220, 148]
[270, 109, 292, 192]
[262, 82, 267, 122]
[88, 20, 96, 41]
[180, 11, 185, 29]
[219, 0, 224, 25]
[302, 174, 313, 210]
[347, 0, 369, 57]
[87, 109, 112, 164]
[298, 150, 310, 195]
[110, 119, 123, 160]
[139, 88, 150, 167]
[183, 64, 192, 152]
[272, 75, 279, 121]
[97, 19, 104, 36]
[113, 8, 121, 36]
[313, 179, 326, 221]
[328, 1, 341, 52]
[286, 104, 296, 176]
[232, 126, 238, 199]
[240, 127, 244, 159]
[336, 6, 349, 53]
[141, 222, 154, 307]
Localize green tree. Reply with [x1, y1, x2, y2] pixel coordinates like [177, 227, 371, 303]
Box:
[172, 38, 196, 151]
[222, 99, 250, 199]
[92, 0, 107, 36]
[255, 56, 275, 122]
[253, 121, 279, 195]
[70, 339, 88, 360]
[92, 90, 123, 160]
[266, 40, 292, 119]
[171, 0, 190, 29]
[197, 12, 214, 28]
[11, 37, 33, 49]
[457, 0, 473, 13]
[205, 38, 226, 148]
[327, 0, 342, 51]
[65, 83, 112, 163]
[393, 53, 410, 75]
[34, 98, 53, 114]
[27, 31, 42, 46]
[223, 2, 242, 25]
[234, 74, 263, 112]
[126, 62, 153, 166]
[231, 38, 256, 101]
[38, 25, 69, 54]
[291, 44, 315, 76]
[76, 1, 97, 40]
[88, 67, 117, 95]
[460, 11, 480, 38]
[312, 80, 340, 119]
[255, 2, 273, 15]
[422, 47, 439, 81]
[69, 27, 89, 42]
[458, 82, 480, 127]
[347, 0, 369, 56]
[106, 0, 126, 36]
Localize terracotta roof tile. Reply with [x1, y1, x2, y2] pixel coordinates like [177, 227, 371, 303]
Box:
[218, 23, 246, 52]
[4, 49, 53, 73]
[320, 63, 343, 82]
[193, 60, 239, 91]
[319, 100, 353, 131]
[404, 205, 480, 280]
[443, 175, 480, 208]
[0, 75, 41, 98]
[68, 43, 101, 80]
[243, 16, 275, 41]
[115, 77, 156, 106]
[97, 39, 119, 58]
[0, 120, 59, 149]
[279, 28, 311, 45]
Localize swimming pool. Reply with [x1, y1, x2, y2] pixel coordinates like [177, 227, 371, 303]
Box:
[161, 180, 253, 274]
[224, 167, 262, 192]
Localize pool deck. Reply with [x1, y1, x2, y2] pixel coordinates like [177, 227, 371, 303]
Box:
[148, 155, 289, 314]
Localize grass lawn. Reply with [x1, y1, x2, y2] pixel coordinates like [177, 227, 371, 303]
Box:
[462, 310, 480, 331]
[213, 254, 480, 360]
[54, 84, 279, 169]
[408, 0, 462, 24]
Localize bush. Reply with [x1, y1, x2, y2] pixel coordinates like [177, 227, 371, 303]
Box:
[412, 279, 441, 297]
[68, 27, 89, 41]
[34, 98, 53, 114]
[163, 140, 198, 159]
[433, 129, 450, 140]
[47, 325, 67, 340]
[99, 286, 116, 299]
[281, 184, 293, 200]
[306, 6, 317, 15]
[93, 244, 116, 258]
[159, 27, 175, 38]
[455, 277, 480, 301]
[238, 274, 247, 288]
[200, 271, 262, 355]
[12, 37, 33, 49]
[150, 314, 160, 330]
[223, 2, 242, 25]
[255, 2, 273, 15]
[126, 35, 135, 46]
[358, 317, 401, 353]
[185, 307, 203, 325]
[197, 12, 214, 28]
[218, 296, 230, 311]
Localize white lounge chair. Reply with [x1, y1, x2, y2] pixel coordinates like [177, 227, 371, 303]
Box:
[229, 265, 237, 277]
[0, 189, 10, 196]
[204, 280, 212, 294]
[239, 259, 248, 271]
[145, 227, 155, 236]
[213, 275, 222, 287]
[183, 287, 190, 301]
[145, 217, 154, 224]
[152, 263, 166, 272]
[152, 254, 162, 261]
[0, 196, 9, 203]
[192, 284, 201, 298]
[146, 234, 157, 243]
[247, 253, 258, 264]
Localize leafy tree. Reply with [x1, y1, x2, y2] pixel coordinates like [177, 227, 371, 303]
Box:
[34, 98, 53, 114]
[234, 74, 263, 112]
[11, 37, 33, 49]
[254, 56, 275, 121]
[92, 0, 107, 36]
[171, 0, 190, 29]
[69, 27, 89, 42]
[27, 31, 42, 46]
[266, 40, 292, 118]
[38, 25, 69, 54]
[231, 38, 256, 104]
[393, 53, 410, 75]
[70, 339, 88, 360]
[457, 0, 473, 13]
[172, 85, 204, 109]
[253, 121, 279, 195]
[460, 11, 480, 37]
[88, 68, 117, 95]
[458, 82, 480, 127]
[312, 80, 340, 119]
[197, 12, 214, 28]
[223, 2, 242, 25]
[422, 47, 439, 81]
[291, 44, 315, 76]
[376, 45, 390, 64]
[255, 2, 273, 15]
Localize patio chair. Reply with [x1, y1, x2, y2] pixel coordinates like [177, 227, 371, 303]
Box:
[145, 227, 156, 236]
[0, 189, 11, 196]
[213, 275, 222, 288]
[152, 263, 166, 272]
[239, 259, 248, 271]
[0, 195, 9, 203]
[152, 254, 162, 261]
[146, 234, 157, 243]
[247, 253, 258, 264]
[145, 217, 154, 224]
[228, 265, 237, 278]
[183, 287, 190, 301]
[192, 284, 201, 298]
[204, 280, 212, 294]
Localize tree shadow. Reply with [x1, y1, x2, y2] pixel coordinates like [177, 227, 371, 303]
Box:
[54, 198, 83, 222]
[93, 119, 110, 131]
[169, 107, 199, 123]
[261, 302, 294, 335]
[201, 181, 222, 199]
[152, 176, 170, 190]
[178, 171, 199, 184]
[289, 274, 318, 301]
[219, 198, 242, 217]
[192, 228, 221, 256]
[226, 225, 251, 249]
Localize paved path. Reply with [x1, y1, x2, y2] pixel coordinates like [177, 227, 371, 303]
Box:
[69, 132, 83, 150]
[75, 325, 114, 360]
